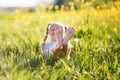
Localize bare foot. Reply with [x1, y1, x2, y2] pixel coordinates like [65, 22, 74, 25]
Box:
[55, 26, 63, 49]
[63, 27, 75, 45]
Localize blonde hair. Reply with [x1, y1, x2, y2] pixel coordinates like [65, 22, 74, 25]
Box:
[39, 22, 68, 53]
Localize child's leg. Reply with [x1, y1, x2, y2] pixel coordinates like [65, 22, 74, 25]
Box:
[62, 27, 75, 45]
[61, 27, 75, 57]
[55, 26, 63, 48]
[51, 27, 63, 55]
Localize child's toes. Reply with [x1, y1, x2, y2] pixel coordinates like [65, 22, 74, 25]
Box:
[72, 27, 75, 32]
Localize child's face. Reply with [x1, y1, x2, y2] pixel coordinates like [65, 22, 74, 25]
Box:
[49, 24, 63, 41]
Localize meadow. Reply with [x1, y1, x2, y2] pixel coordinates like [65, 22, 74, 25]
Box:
[0, 1, 120, 80]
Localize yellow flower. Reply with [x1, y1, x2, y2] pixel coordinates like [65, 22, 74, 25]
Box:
[75, 0, 79, 2]
[48, 5, 53, 10]
[55, 5, 59, 10]
[61, 5, 65, 10]
[85, 2, 91, 7]
[68, 2, 74, 6]
[102, 22, 107, 29]
[70, 5, 75, 10]
[114, 1, 120, 7]
[96, 6, 100, 9]
[115, 17, 119, 22]
[107, 35, 111, 39]
[113, 27, 117, 32]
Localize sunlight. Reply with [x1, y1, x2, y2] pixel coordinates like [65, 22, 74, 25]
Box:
[0, 0, 55, 7]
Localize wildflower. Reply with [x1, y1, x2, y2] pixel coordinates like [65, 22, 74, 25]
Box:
[102, 22, 107, 29]
[48, 5, 53, 10]
[70, 6, 75, 10]
[96, 6, 100, 9]
[75, 0, 79, 2]
[61, 5, 64, 8]
[61, 5, 65, 10]
[102, 3, 107, 9]
[55, 5, 59, 10]
[85, 2, 91, 7]
[83, 70, 88, 74]
[115, 17, 119, 22]
[68, 2, 74, 6]
[111, 6, 116, 11]
[107, 35, 111, 39]
[101, 48, 106, 52]
[117, 68, 120, 73]
[7, 41, 11, 45]
[73, 38, 79, 42]
[113, 27, 117, 32]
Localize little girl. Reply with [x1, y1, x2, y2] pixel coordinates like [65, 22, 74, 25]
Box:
[39, 22, 75, 58]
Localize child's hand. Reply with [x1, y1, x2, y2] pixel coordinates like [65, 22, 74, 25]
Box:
[72, 27, 75, 32]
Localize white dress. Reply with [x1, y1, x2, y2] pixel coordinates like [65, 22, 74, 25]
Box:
[44, 41, 56, 56]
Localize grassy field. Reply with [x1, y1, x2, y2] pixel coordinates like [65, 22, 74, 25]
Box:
[0, 1, 120, 80]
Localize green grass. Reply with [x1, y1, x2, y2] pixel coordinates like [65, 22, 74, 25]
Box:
[0, 6, 120, 80]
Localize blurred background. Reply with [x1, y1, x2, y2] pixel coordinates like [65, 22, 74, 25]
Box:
[0, 0, 55, 12]
[0, 0, 119, 12]
[0, 0, 120, 80]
